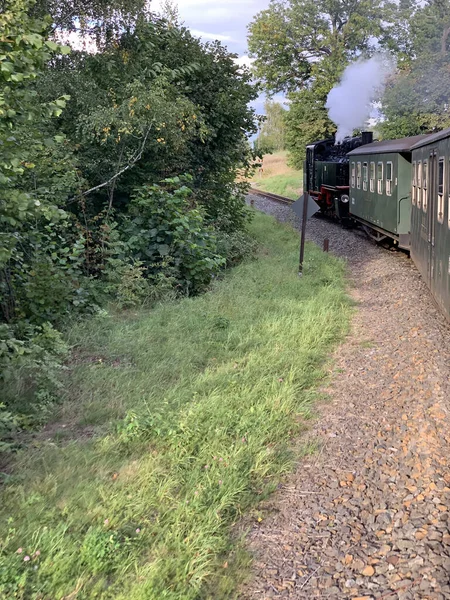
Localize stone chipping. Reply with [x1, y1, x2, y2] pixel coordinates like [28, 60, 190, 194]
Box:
[243, 194, 450, 599]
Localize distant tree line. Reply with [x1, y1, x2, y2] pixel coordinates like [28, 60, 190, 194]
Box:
[254, 100, 287, 154]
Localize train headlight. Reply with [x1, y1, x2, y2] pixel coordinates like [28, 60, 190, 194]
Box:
[340, 194, 349, 204]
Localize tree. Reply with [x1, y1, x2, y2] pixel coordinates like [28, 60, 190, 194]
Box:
[380, 0, 450, 137]
[160, 0, 180, 25]
[1, 4, 259, 434]
[248, 0, 388, 95]
[284, 91, 335, 167]
[39, 19, 258, 230]
[28, 0, 149, 42]
[255, 100, 287, 152]
[0, 0, 73, 282]
[248, 0, 390, 162]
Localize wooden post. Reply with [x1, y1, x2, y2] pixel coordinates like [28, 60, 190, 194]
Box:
[323, 238, 329, 253]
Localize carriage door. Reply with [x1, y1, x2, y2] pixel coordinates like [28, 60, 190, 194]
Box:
[427, 150, 437, 285]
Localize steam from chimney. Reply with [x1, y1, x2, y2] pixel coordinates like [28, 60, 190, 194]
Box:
[326, 54, 396, 142]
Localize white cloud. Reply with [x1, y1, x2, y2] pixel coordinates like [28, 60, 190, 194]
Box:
[150, 0, 271, 54]
[234, 55, 255, 69]
[151, 0, 266, 24]
[190, 29, 235, 42]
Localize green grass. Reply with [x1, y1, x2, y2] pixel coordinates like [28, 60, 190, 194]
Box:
[253, 173, 302, 199]
[0, 211, 351, 600]
[250, 151, 303, 199]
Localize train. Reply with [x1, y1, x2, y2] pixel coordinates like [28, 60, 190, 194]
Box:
[304, 128, 450, 321]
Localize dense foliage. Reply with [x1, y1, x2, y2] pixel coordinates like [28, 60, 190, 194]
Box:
[0, 0, 258, 445]
[380, 0, 450, 137]
[249, 0, 450, 163]
[248, 0, 391, 163]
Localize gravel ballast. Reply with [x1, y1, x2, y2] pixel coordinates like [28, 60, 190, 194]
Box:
[244, 193, 450, 600]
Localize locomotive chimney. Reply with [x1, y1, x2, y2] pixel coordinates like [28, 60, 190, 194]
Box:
[362, 131, 373, 146]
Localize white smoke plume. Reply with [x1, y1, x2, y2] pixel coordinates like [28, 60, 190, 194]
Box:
[326, 54, 396, 142]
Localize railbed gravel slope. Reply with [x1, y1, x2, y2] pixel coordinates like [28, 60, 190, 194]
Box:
[244, 193, 450, 599]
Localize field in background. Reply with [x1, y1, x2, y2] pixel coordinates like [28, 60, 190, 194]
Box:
[251, 151, 303, 199]
[0, 212, 350, 600]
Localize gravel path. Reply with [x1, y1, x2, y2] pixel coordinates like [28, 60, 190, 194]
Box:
[244, 194, 450, 600]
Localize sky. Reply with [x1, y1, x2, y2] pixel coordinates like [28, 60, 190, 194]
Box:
[150, 0, 276, 118]
[151, 0, 270, 58]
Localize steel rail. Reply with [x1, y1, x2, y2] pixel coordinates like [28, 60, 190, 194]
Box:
[248, 187, 296, 206]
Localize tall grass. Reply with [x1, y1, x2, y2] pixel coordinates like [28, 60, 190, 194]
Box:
[0, 212, 351, 599]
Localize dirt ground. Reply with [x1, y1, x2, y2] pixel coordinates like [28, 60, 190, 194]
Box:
[243, 195, 450, 600]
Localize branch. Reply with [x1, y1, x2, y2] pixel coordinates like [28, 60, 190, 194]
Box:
[441, 25, 450, 56]
[67, 126, 153, 205]
[107, 142, 125, 214]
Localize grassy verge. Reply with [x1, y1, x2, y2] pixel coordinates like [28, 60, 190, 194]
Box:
[251, 151, 302, 199]
[0, 211, 351, 600]
[253, 173, 302, 199]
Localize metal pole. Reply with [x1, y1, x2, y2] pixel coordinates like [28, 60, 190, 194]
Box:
[298, 192, 309, 276]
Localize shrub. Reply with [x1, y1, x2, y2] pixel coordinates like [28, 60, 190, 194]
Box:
[122, 178, 225, 295]
[105, 260, 151, 309]
[215, 230, 258, 267]
[0, 404, 19, 453]
[195, 180, 253, 233]
[0, 323, 69, 434]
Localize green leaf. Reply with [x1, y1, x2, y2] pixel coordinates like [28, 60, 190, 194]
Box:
[45, 40, 59, 51]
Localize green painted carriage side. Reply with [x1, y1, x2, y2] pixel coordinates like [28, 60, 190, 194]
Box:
[411, 130, 450, 322]
[348, 151, 412, 240]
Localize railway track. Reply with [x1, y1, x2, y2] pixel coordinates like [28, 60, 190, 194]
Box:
[249, 187, 295, 206]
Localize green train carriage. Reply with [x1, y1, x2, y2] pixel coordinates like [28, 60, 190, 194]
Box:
[347, 136, 427, 249]
[305, 130, 450, 321]
[410, 129, 450, 321]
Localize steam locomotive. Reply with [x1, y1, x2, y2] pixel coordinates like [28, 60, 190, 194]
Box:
[304, 129, 450, 321]
[305, 132, 374, 222]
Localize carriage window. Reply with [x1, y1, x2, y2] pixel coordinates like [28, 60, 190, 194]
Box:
[422, 160, 428, 212]
[377, 162, 383, 194]
[438, 158, 444, 223]
[448, 159, 450, 229]
[417, 161, 422, 209]
[412, 161, 416, 205]
[357, 162, 361, 189]
[351, 162, 356, 188]
[386, 162, 393, 196]
[370, 162, 375, 192]
[363, 162, 368, 191]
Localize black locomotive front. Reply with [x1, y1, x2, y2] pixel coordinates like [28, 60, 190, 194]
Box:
[304, 132, 373, 220]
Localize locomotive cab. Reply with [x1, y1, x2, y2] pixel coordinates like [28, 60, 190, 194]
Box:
[304, 133, 373, 221]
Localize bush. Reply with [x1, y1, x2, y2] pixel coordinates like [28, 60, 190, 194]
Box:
[195, 180, 253, 233]
[122, 178, 225, 296]
[105, 258, 179, 309]
[215, 230, 258, 267]
[0, 323, 69, 436]
[0, 404, 19, 453]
